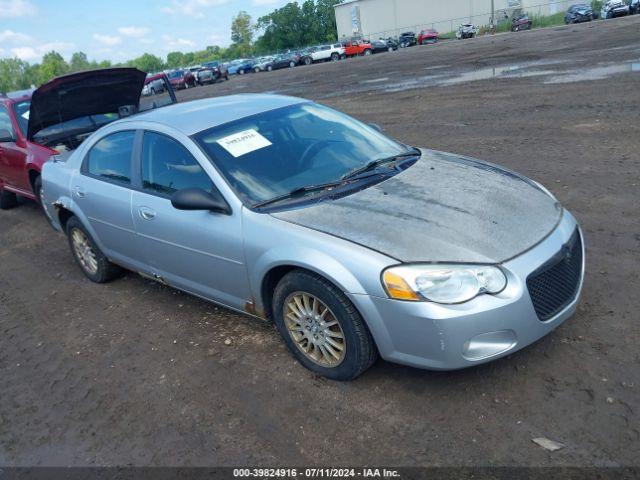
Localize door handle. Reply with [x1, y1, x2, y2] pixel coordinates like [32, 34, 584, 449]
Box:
[138, 207, 156, 221]
[73, 186, 85, 198]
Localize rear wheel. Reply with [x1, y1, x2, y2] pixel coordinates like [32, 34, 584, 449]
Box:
[289, 61, 296, 68]
[330, 53, 339, 61]
[273, 270, 377, 381]
[0, 189, 17, 210]
[363, 49, 372, 56]
[239, 69, 245, 75]
[66, 216, 123, 283]
[267, 65, 273, 72]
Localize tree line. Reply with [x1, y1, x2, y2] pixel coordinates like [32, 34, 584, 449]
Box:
[0, 0, 341, 93]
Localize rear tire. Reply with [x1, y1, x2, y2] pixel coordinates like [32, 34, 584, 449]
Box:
[66, 216, 123, 283]
[330, 53, 339, 61]
[273, 269, 377, 381]
[363, 49, 372, 56]
[0, 189, 17, 210]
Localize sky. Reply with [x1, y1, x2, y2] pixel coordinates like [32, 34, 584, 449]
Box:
[0, 0, 292, 64]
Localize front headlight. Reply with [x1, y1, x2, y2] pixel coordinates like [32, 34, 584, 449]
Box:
[382, 264, 507, 304]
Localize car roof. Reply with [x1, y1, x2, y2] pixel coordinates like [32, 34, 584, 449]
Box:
[119, 93, 307, 136]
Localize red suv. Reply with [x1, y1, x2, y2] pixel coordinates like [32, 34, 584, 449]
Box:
[0, 90, 55, 210]
[343, 41, 373, 57]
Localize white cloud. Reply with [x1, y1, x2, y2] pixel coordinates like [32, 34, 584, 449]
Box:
[93, 34, 122, 46]
[10, 46, 38, 61]
[160, 0, 231, 18]
[7, 37, 74, 61]
[251, 0, 283, 5]
[0, 30, 33, 44]
[118, 26, 151, 38]
[0, 0, 36, 18]
[162, 34, 197, 49]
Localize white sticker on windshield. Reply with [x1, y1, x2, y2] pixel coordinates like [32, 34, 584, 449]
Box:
[216, 129, 272, 157]
[22, 110, 30, 120]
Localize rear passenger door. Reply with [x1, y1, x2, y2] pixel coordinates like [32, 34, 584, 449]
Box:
[74, 130, 140, 267]
[130, 130, 250, 310]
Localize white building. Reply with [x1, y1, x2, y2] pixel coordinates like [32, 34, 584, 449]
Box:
[334, 0, 574, 40]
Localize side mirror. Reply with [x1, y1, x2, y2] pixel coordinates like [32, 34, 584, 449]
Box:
[171, 187, 231, 215]
[368, 123, 384, 133]
[0, 128, 15, 143]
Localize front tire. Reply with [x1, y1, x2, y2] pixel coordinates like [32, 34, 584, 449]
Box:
[66, 216, 123, 283]
[0, 189, 17, 210]
[273, 270, 377, 381]
[363, 49, 372, 56]
[267, 65, 273, 72]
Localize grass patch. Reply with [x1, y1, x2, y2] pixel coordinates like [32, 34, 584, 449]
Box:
[531, 12, 567, 28]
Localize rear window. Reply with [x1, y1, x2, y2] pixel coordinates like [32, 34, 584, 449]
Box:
[85, 130, 135, 184]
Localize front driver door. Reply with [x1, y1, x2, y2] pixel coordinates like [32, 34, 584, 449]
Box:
[131, 130, 251, 311]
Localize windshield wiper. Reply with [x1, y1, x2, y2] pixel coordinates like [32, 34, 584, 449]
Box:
[253, 181, 344, 209]
[341, 149, 421, 181]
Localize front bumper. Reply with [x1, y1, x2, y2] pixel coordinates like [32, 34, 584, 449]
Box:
[349, 210, 584, 370]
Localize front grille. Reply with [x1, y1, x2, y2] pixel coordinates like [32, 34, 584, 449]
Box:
[526, 229, 583, 321]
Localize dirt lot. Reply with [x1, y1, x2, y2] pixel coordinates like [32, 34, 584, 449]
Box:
[1, 16, 639, 467]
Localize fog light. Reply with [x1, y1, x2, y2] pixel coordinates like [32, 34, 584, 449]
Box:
[462, 330, 517, 361]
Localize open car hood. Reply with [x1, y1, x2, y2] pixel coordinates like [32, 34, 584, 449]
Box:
[27, 68, 147, 141]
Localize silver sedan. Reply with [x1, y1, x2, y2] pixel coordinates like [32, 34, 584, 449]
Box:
[42, 94, 585, 380]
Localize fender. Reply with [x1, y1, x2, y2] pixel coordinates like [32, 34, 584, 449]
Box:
[249, 245, 371, 314]
[51, 194, 109, 254]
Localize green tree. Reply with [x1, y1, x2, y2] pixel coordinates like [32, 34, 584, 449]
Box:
[231, 10, 254, 57]
[129, 53, 164, 73]
[38, 51, 68, 84]
[70, 52, 90, 72]
[0, 58, 34, 93]
[166, 51, 185, 69]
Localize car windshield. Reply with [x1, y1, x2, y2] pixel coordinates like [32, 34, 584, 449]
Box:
[193, 102, 412, 206]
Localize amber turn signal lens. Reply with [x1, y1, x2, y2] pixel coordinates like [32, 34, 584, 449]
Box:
[383, 270, 421, 301]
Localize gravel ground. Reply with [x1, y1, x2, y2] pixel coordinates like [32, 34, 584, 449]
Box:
[1, 16, 639, 467]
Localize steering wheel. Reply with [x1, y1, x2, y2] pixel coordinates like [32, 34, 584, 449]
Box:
[298, 140, 331, 168]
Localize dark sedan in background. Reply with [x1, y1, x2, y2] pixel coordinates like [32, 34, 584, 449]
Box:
[371, 38, 398, 53]
[265, 53, 300, 71]
[565, 4, 595, 22]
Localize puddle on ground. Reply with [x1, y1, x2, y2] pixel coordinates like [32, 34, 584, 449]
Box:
[545, 62, 640, 84]
[359, 77, 390, 84]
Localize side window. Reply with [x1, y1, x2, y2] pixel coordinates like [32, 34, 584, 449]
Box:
[85, 130, 135, 183]
[0, 105, 15, 139]
[141, 131, 212, 195]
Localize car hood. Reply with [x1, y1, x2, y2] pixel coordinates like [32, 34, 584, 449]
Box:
[272, 149, 563, 264]
[27, 68, 146, 141]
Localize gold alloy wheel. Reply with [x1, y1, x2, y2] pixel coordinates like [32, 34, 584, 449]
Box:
[71, 228, 98, 275]
[284, 292, 346, 367]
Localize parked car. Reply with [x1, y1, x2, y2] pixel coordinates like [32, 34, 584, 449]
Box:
[300, 44, 345, 65]
[1, 68, 175, 214]
[456, 24, 478, 39]
[565, 4, 595, 22]
[142, 73, 166, 96]
[371, 38, 398, 53]
[252, 56, 273, 73]
[511, 13, 532, 31]
[42, 93, 585, 381]
[627, 0, 640, 13]
[228, 59, 255, 75]
[264, 53, 301, 71]
[343, 40, 373, 57]
[417, 29, 439, 44]
[197, 61, 229, 84]
[167, 69, 196, 90]
[601, 0, 630, 18]
[398, 32, 417, 48]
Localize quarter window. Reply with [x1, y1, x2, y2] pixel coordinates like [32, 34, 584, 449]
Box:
[85, 131, 135, 184]
[141, 131, 212, 195]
